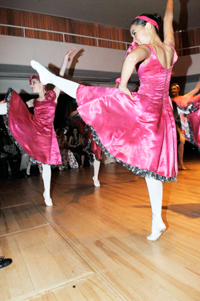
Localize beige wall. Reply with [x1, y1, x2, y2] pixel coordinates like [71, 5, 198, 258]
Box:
[0, 35, 128, 93]
[0, 35, 199, 94]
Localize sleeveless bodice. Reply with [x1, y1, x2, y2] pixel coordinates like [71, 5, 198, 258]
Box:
[33, 90, 57, 125]
[138, 45, 177, 100]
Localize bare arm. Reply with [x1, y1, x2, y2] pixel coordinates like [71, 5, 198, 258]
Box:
[119, 45, 151, 99]
[54, 47, 76, 101]
[163, 0, 175, 46]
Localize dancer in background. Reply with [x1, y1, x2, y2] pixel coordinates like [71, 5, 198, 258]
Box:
[69, 110, 102, 187]
[172, 79, 200, 150]
[171, 83, 187, 169]
[31, 0, 176, 241]
[171, 80, 200, 169]
[0, 47, 76, 206]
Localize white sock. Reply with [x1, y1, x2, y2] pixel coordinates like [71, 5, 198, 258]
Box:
[26, 161, 32, 175]
[93, 158, 100, 187]
[145, 177, 166, 241]
[0, 103, 7, 115]
[42, 164, 52, 206]
[31, 60, 79, 98]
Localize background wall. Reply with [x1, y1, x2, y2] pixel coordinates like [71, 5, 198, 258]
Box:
[0, 8, 200, 95]
[0, 35, 140, 94]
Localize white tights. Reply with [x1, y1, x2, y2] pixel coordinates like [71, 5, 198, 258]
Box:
[145, 177, 166, 241]
[42, 164, 52, 206]
[93, 158, 100, 187]
[31, 60, 79, 98]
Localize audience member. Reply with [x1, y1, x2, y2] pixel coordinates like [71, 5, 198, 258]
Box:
[57, 128, 78, 170]
[3, 136, 21, 178]
[68, 127, 85, 168]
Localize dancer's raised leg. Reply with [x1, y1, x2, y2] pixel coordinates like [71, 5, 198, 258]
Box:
[0, 102, 7, 115]
[145, 177, 166, 241]
[31, 60, 79, 98]
[42, 164, 53, 206]
[93, 158, 100, 187]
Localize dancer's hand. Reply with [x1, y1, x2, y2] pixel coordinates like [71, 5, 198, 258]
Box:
[118, 87, 134, 100]
[59, 47, 76, 78]
[65, 47, 76, 61]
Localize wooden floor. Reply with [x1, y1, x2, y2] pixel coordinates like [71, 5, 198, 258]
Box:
[0, 157, 200, 301]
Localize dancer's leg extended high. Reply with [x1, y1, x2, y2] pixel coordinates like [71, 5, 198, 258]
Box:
[31, 60, 79, 98]
[42, 164, 53, 206]
[145, 177, 166, 241]
[93, 158, 100, 187]
[0, 102, 7, 115]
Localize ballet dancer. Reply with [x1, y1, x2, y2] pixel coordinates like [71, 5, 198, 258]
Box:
[30, 0, 176, 240]
[172, 79, 200, 149]
[0, 47, 76, 206]
[171, 80, 200, 169]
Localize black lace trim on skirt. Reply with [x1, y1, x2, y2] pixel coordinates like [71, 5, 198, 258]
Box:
[90, 127, 176, 183]
[69, 112, 101, 162]
[75, 101, 176, 182]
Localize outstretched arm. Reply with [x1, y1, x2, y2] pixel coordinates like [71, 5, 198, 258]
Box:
[163, 0, 175, 46]
[184, 79, 200, 97]
[173, 79, 200, 107]
[54, 47, 76, 100]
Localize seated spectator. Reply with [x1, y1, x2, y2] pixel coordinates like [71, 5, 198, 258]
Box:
[68, 127, 85, 168]
[57, 128, 78, 170]
[3, 136, 21, 178]
[0, 152, 8, 179]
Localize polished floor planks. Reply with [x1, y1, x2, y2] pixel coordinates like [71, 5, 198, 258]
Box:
[28, 274, 122, 301]
[0, 158, 200, 300]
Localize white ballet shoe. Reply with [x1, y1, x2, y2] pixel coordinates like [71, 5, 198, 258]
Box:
[43, 192, 53, 206]
[147, 222, 166, 241]
[30, 60, 55, 85]
[93, 176, 100, 187]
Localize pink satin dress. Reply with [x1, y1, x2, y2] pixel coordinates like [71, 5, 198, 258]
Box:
[5, 89, 61, 165]
[76, 45, 178, 182]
